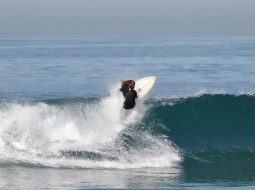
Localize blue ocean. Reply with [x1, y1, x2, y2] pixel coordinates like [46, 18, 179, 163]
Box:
[1, 37, 255, 189]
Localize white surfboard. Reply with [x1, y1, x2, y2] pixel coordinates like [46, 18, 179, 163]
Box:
[135, 76, 157, 98]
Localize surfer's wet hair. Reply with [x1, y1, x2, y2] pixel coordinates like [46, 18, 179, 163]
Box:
[128, 80, 135, 89]
[121, 80, 135, 90]
[121, 80, 130, 88]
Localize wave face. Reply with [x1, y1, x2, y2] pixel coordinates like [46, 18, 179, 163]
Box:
[148, 94, 255, 151]
[0, 86, 180, 169]
[147, 94, 255, 181]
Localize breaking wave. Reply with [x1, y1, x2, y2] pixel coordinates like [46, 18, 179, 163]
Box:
[0, 85, 180, 169]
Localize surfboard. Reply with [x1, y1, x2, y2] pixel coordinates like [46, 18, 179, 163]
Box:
[135, 76, 157, 98]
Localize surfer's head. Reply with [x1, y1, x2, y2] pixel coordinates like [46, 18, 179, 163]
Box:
[121, 80, 130, 88]
[121, 80, 135, 89]
[128, 80, 135, 90]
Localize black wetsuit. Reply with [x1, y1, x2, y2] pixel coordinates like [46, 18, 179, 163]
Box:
[123, 89, 137, 109]
[120, 86, 129, 97]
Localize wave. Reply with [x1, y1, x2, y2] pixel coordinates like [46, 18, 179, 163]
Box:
[0, 86, 180, 169]
[145, 94, 255, 180]
[1, 89, 255, 172]
[147, 94, 255, 152]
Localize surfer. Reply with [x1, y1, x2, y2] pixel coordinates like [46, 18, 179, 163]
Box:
[120, 80, 137, 109]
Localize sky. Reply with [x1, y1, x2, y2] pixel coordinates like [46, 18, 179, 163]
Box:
[0, 0, 255, 37]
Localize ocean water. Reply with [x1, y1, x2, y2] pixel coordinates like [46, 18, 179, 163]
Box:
[0, 37, 255, 189]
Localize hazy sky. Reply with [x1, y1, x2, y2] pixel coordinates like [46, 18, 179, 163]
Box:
[0, 0, 255, 37]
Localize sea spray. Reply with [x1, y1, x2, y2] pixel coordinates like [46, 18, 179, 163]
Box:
[0, 85, 181, 169]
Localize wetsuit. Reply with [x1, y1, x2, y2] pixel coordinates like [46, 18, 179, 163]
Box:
[120, 86, 129, 97]
[123, 89, 137, 109]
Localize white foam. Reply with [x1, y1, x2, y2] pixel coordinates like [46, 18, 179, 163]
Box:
[0, 84, 181, 169]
